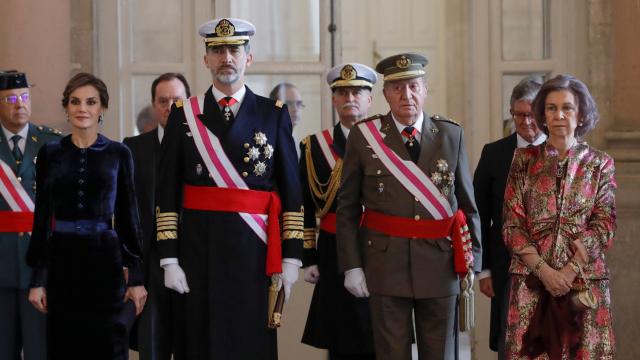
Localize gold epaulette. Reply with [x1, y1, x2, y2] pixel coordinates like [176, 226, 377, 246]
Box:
[175, 99, 183, 108]
[355, 113, 384, 125]
[275, 100, 284, 108]
[303, 228, 317, 249]
[156, 207, 178, 241]
[282, 207, 304, 240]
[431, 114, 461, 127]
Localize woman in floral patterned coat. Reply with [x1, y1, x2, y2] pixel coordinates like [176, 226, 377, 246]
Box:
[502, 74, 616, 360]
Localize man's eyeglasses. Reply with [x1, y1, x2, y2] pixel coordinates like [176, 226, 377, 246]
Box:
[512, 111, 534, 121]
[1, 93, 30, 104]
[285, 100, 305, 109]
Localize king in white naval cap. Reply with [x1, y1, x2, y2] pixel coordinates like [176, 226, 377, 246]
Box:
[155, 17, 304, 360]
[299, 62, 378, 358]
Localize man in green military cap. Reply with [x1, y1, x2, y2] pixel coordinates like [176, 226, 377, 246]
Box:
[0, 70, 62, 359]
[336, 53, 482, 360]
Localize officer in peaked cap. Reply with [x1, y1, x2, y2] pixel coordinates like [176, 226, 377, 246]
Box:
[0, 70, 61, 360]
[300, 63, 377, 359]
[336, 53, 482, 360]
[156, 18, 303, 359]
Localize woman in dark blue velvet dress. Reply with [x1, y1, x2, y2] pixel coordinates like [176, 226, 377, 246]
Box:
[26, 73, 147, 359]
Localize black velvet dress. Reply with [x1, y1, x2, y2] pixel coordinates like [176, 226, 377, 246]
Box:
[26, 134, 144, 360]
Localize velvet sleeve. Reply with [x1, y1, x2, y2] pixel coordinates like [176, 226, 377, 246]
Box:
[473, 144, 493, 272]
[299, 137, 318, 267]
[115, 144, 144, 286]
[273, 104, 303, 261]
[502, 148, 534, 253]
[26, 145, 52, 287]
[580, 154, 616, 262]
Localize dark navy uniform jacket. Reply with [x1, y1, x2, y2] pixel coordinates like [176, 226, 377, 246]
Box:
[155, 85, 303, 360]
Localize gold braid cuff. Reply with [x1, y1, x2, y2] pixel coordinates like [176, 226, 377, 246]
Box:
[304, 228, 317, 249]
[282, 211, 304, 240]
[156, 207, 178, 241]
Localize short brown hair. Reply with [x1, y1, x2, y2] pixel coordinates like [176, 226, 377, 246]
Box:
[151, 73, 191, 101]
[532, 74, 599, 139]
[61, 73, 109, 109]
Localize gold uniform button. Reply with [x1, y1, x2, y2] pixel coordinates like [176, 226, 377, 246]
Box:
[376, 170, 382, 175]
[17, 177, 22, 182]
[414, 215, 420, 221]
[242, 171, 249, 177]
[368, 240, 372, 245]
[243, 143, 250, 149]
[18, 232, 24, 236]
[243, 157, 250, 163]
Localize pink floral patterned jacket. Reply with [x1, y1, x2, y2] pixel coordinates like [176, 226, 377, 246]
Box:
[502, 142, 616, 279]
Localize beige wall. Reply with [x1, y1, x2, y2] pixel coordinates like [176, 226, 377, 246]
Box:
[0, 0, 70, 132]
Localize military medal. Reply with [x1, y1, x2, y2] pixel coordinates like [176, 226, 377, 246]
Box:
[247, 146, 260, 160]
[254, 132, 267, 145]
[254, 161, 267, 176]
[378, 182, 384, 193]
[196, 163, 203, 176]
[263, 144, 274, 159]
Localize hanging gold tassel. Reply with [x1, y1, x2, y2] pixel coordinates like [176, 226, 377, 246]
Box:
[459, 271, 475, 332]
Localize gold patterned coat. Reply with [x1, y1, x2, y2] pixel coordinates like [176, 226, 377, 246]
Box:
[502, 142, 616, 359]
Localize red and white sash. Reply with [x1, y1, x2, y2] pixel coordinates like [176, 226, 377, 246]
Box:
[0, 159, 34, 212]
[315, 129, 339, 169]
[358, 118, 453, 220]
[182, 96, 268, 244]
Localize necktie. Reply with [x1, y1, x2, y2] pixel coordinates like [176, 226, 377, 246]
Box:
[218, 97, 238, 124]
[402, 126, 420, 163]
[10, 135, 23, 164]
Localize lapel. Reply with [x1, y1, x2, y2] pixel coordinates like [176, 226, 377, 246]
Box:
[332, 123, 346, 158]
[197, 86, 228, 139]
[417, 114, 441, 170]
[0, 126, 17, 173]
[226, 86, 259, 145]
[380, 113, 411, 162]
[18, 123, 38, 176]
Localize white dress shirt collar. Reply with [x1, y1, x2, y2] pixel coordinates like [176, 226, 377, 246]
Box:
[1, 122, 29, 153]
[516, 132, 547, 148]
[391, 112, 424, 143]
[210, 85, 246, 115]
[340, 123, 350, 139]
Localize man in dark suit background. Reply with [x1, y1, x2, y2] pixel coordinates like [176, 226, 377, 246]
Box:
[473, 76, 544, 358]
[124, 72, 190, 360]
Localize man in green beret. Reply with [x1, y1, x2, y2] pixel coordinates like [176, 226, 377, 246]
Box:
[336, 53, 482, 360]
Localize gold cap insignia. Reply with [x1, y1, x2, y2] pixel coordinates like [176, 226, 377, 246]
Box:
[215, 19, 235, 37]
[396, 55, 411, 69]
[340, 64, 357, 80]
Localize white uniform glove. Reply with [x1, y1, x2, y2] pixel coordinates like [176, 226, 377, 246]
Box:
[303, 265, 320, 284]
[162, 263, 190, 294]
[344, 267, 369, 298]
[280, 262, 299, 303]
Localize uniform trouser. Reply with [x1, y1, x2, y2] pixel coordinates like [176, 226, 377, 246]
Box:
[369, 294, 456, 360]
[0, 288, 47, 360]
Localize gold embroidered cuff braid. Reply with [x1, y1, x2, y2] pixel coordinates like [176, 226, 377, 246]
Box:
[282, 211, 304, 240]
[156, 208, 179, 241]
[304, 228, 317, 249]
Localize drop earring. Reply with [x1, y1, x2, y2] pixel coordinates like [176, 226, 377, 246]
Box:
[98, 114, 104, 124]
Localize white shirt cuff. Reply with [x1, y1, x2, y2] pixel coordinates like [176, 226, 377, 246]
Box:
[477, 269, 492, 280]
[160, 258, 179, 267]
[283, 258, 302, 268]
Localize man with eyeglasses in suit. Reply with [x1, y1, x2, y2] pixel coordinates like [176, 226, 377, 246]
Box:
[0, 70, 61, 360]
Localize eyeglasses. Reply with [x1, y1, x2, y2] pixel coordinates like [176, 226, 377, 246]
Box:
[285, 100, 305, 109]
[1, 93, 29, 104]
[512, 111, 534, 121]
